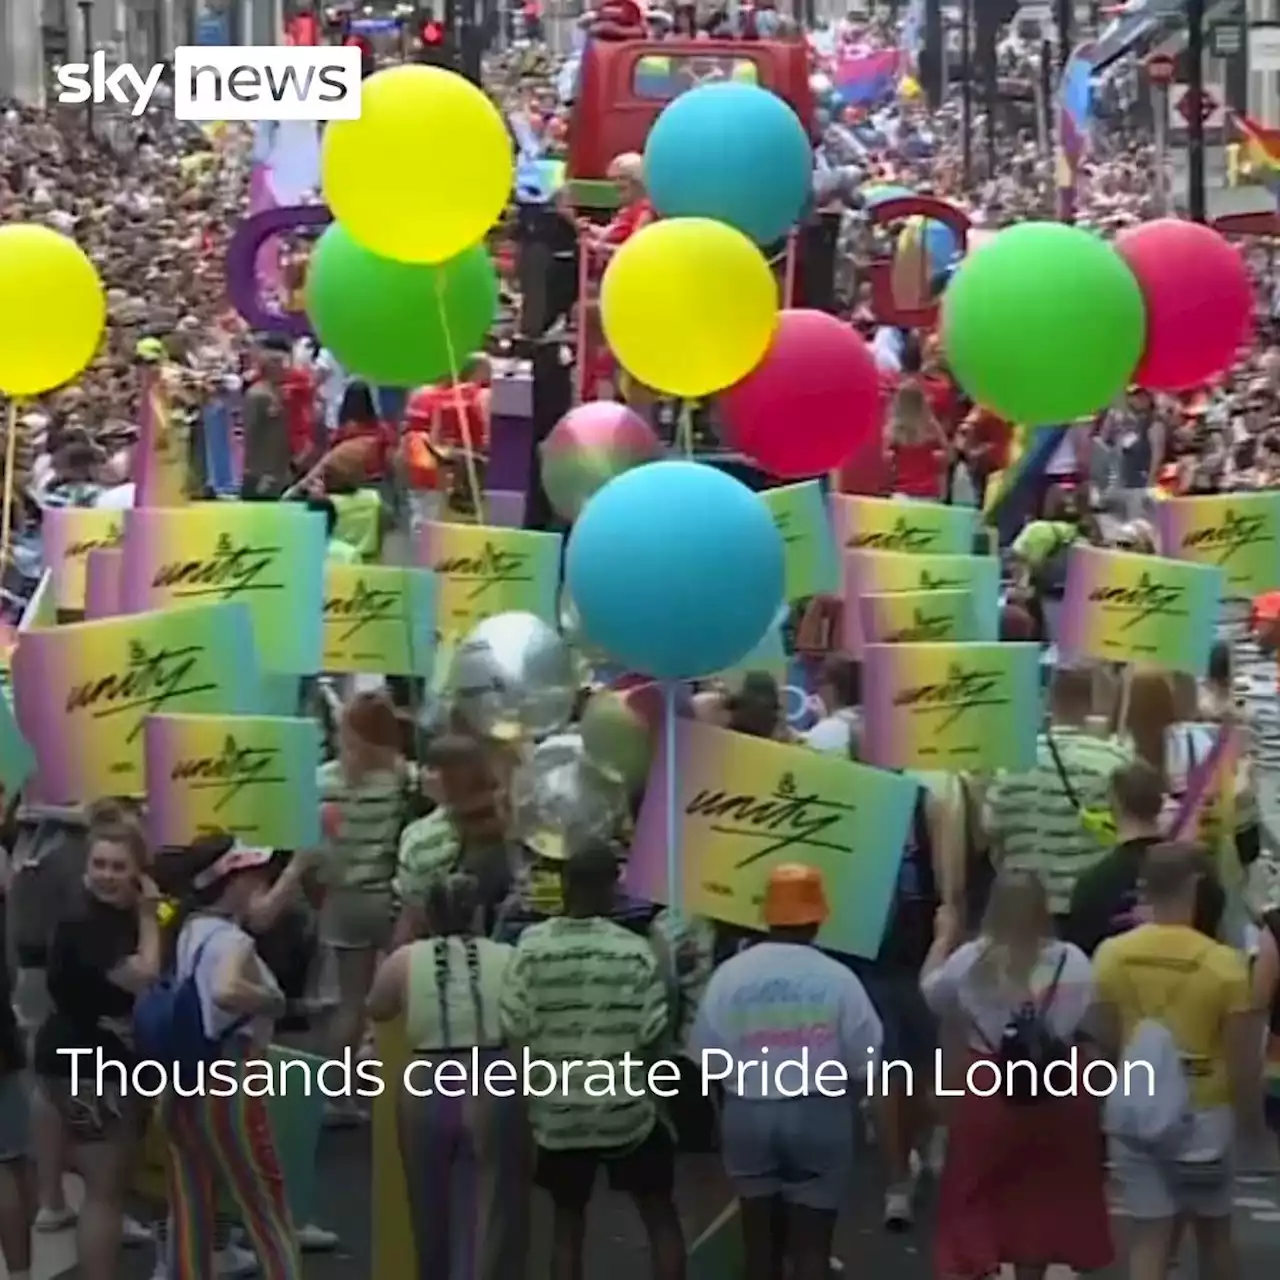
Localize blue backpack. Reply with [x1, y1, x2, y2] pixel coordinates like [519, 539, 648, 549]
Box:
[134, 926, 248, 1075]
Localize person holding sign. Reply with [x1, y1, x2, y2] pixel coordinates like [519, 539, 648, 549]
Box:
[367, 871, 529, 1280]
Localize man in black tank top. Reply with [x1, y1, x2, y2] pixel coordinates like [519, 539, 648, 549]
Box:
[834, 783, 947, 1230]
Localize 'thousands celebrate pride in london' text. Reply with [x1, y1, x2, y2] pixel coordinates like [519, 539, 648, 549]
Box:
[57, 1045, 1157, 1102]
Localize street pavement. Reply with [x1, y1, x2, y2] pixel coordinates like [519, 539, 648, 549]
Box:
[46, 1127, 1280, 1280]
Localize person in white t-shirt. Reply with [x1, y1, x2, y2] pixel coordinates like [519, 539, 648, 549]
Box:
[692, 864, 881, 1280]
[804, 656, 862, 756]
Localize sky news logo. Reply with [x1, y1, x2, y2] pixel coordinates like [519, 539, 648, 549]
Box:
[55, 46, 363, 121]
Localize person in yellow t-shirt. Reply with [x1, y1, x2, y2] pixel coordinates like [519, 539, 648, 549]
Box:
[1093, 842, 1257, 1276]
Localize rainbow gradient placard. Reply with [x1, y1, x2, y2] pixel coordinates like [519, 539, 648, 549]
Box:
[1152, 491, 1280, 599]
[145, 714, 321, 849]
[843, 550, 1000, 656]
[324, 564, 437, 676]
[10, 602, 260, 803]
[861, 642, 1041, 771]
[120, 504, 325, 673]
[759, 481, 839, 602]
[418, 522, 561, 638]
[831, 494, 977, 556]
[626, 719, 918, 958]
[1057, 545, 1223, 675]
[84, 549, 125, 620]
[42, 507, 125, 611]
[859, 590, 978, 644]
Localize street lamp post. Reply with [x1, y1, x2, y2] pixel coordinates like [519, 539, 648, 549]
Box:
[1188, 0, 1207, 221]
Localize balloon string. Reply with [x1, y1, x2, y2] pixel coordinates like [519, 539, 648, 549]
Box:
[679, 403, 694, 457]
[664, 680, 680, 922]
[434, 272, 486, 524]
[0, 400, 19, 594]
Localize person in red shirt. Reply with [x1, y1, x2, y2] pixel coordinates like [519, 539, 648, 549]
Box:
[887, 381, 949, 499]
[579, 153, 653, 252]
[280, 358, 320, 470]
[331, 382, 398, 481]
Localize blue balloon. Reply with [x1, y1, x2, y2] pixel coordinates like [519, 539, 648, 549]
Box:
[566, 461, 785, 681]
[643, 83, 812, 246]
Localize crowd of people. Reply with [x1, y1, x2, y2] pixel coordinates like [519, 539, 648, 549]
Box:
[0, 7, 1278, 1280]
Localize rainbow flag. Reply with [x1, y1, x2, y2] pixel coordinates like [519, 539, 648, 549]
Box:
[983, 424, 1069, 543]
[1055, 45, 1095, 223]
[1231, 111, 1280, 179]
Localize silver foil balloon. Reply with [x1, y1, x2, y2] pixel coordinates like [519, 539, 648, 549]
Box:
[510, 732, 627, 860]
[451, 612, 577, 742]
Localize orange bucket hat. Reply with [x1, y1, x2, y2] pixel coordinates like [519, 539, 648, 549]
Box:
[762, 863, 830, 929]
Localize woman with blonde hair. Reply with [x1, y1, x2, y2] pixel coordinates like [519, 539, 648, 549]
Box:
[887, 382, 948, 500]
[921, 869, 1111, 1280]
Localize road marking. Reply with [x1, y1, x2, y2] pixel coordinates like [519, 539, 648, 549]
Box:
[1233, 1197, 1277, 1210]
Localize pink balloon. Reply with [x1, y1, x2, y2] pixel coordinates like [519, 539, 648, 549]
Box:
[719, 310, 884, 479]
[1115, 219, 1253, 392]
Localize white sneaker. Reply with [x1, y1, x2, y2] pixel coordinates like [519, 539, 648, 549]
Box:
[883, 1183, 915, 1230]
[297, 1222, 340, 1252]
[149, 1262, 169, 1280]
[214, 1242, 260, 1277]
[123, 1215, 154, 1246]
[33, 1205, 76, 1232]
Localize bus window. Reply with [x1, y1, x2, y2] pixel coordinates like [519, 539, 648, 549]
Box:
[631, 54, 760, 101]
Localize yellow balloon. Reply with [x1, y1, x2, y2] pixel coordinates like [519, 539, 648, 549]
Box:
[0, 225, 105, 397]
[600, 219, 778, 398]
[321, 64, 513, 265]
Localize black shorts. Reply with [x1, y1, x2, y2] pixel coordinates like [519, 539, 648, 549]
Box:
[535, 1120, 675, 1210]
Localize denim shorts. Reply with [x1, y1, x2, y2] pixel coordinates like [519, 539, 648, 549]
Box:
[720, 1093, 854, 1211]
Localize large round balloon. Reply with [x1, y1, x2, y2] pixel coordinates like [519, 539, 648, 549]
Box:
[305, 226, 497, 388]
[1115, 219, 1253, 392]
[0, 225, 105, 396]
[540, 401, 663, 521]
[600, 219, 778, 398]
[643, 82, 811, 245]
[720, 310, 883, 478]
[941, 222, 1145, 425]
[321, 64, 513, 264]
[510, 733, 627, 860]
[451, 612, 577, 742]
[566, 461, 785, 680]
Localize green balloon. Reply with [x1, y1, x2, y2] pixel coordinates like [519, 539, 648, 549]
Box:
[940, 222, 1145, 425]
[304, 224, 498, 388]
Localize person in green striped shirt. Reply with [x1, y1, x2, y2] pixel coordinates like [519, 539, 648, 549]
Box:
[499, 846, 684, 1280]
[984, 665, 1132, 920]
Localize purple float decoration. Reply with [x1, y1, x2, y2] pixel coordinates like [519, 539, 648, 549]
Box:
[226, 204, 332, 337]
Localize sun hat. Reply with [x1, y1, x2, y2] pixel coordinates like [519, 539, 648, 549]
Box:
[762, 863, 830, 929]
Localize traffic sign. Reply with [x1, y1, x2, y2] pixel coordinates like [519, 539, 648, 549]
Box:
[1171, 84, 1225, 129]
[1210, 23, 1243, 58]
[1145, 52, 1175, 85]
